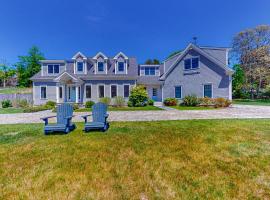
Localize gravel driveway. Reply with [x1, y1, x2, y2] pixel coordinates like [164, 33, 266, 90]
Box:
[0, 105, 269, 125]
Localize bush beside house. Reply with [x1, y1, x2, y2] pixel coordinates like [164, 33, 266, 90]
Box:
[128, 86, 148, 107]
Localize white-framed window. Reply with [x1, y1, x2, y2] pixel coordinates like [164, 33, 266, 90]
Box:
[85, 84, 92, 99]
[203, 84, 213, 98]
[98, 85, 105, 98]
[48, 64, 60, 74]
[77, 62, 84, 72]
[97, 62, 104, 72]
[184, 57, 199, 70]
[111, 85, 117, 98]
[40, 85, 47, 99]
[118, 62, 125, 72]
[124, 84, 130, 98]
[175, 86, 182, 99]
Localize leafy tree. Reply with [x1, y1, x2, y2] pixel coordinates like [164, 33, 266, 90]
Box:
[0, 59, 16, 87]
[232, 64, 245, 98]
[232, 25, 270, 98]
[15, 46, 45, 87]
[144, 59, 160, 65]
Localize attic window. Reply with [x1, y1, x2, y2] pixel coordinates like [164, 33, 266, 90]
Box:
[118, 62, 125, 72]
[98, 62, 104, 72]
[184, 57, 199, 70]
[77, 62, 84, 72]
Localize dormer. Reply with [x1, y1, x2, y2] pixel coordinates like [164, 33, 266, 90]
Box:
[114, 52, 128, 74]
[93, 52, 108, 74]
[72, 52, 87, 74]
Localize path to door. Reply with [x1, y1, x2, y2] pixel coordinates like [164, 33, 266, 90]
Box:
[0, 105, 270, 124]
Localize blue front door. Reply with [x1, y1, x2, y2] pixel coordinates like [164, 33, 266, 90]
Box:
[67, 86, 76, 102]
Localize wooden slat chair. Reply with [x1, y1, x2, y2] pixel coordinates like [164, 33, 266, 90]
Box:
[41, 103, 76, 135]
[82, 102, 109, 132]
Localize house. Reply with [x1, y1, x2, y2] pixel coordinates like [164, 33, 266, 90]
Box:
[31, 43, 233, 105]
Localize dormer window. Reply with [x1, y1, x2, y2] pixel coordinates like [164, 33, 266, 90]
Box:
[118, 62, 125, 72]
[97, 62, 104, 72]
[184, 57, 199, 70]
[77, 62, 84, 72]
[140, 65, 159, 76]
[48, 64, 60, 74]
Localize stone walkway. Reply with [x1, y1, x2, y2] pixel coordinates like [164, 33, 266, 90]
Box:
[0, 105, 270, 124]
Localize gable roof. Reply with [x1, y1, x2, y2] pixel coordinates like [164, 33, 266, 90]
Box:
[114, 52, 128, 59]
[93, 52, 108, 60]
[54, 71, 83, 83]
[72, 52, 87, 60]
[160, 43, 234, 80]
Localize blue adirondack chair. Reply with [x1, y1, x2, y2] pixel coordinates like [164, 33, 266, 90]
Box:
[41, 103, 76, 135]
[82, 102, 109, 132]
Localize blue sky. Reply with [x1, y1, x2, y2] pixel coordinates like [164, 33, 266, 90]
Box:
[0, 0, 269, 65]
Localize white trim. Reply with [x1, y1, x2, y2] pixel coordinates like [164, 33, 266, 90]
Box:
[174, 85, 182, 99]
[110, 84, 118, 98]
[54, 72, 78, 82]
[96, 61, 106, 73]
[97, 84, 105, 99]
[93, 52, 108, 60]
[113, 52, 128, 60]
[74, 61, 85, 74]
[84, 84, 92, 99]
[47, 64, 60, 75]
[115, 61, 127, 74]
[56, 86, 59, 103]
[123, 84, 130, 98]
[140, 66, 159, 76]
[203, 83, 213, 98]
[41, 65, 44, 76]
[40, 85, 47, 100]
[72, 52, 87, 60]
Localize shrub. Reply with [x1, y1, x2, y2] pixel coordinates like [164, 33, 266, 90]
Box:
[85, 101, 95, 108]
[182, 95, 200, 106]
[23, 105, 49, 113]
[45, 101, 56, 109]
[213, 98, 232, 108]
[99, 97, 111, 105]
[148, 99, 154, 106]
[113, 96, 125, 107]
[127, 101, 133, 107]
[1, 99, 12, 108]
[128, 86, 148, 107]
[262, 85, 270, 98]
[72, 103, 79, 110]
[17, 99, 29, 108]
[199, 97, 213, 106]
[163, 98, 178, 106]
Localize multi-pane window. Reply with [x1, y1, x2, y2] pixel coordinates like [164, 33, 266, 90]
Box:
[59, 87, 62, 99]
[77, 62, 83, 72]
[118, 62, 125, 72]
[40, 86, 47, 99]
[86, 85, 91, 98]
[48, 64, 60, 74]
[175, 86, 182, 99]
[98, 62, 104, 72]
[204, 84, 212, 98]
[98, 85, 105, 98]
[152, 88, 157, 97]
[111, 85, 117, 98]
[184, 57, 199, 70]
[124, 85, 129, 98]
[145, 67, 155, 76]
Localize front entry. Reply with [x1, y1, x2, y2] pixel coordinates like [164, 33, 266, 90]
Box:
[67, 86, 76, 102]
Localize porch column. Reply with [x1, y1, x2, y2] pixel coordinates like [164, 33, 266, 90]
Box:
[75, 86, 79, 103]
[56, 85, 60, 103]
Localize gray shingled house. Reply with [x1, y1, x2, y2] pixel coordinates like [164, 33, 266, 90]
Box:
[31, 43, 233, 105]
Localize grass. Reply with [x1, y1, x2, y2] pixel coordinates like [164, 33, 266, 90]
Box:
[0, 87, 32, 94]
[75, 105, 163, 112]
[233, 99, 270, 106]
[170, 105, 215, 110]
[1, 119, 270, 199]
[0, 107, 24, 114]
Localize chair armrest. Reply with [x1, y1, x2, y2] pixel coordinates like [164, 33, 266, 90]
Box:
[81, 114, 92, 123]
[40, 116, 56, 125]
[64, 115, 74, 119]
[104, 114, 109, 118]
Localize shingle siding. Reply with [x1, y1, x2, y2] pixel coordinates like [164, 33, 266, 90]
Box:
[163, 49, 232, 100]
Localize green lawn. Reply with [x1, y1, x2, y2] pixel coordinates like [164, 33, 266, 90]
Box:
[0, 87, 32, 94]
[0, 107, 24, 114]
[75, 105, 163, 112]
[170, 106, 215, 110]
[1, 119, 270, 199]
[233, 99, 270, 106]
